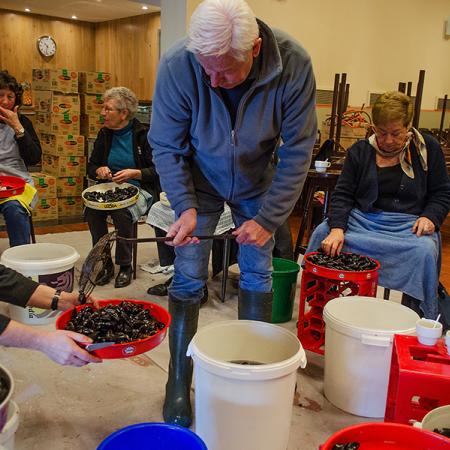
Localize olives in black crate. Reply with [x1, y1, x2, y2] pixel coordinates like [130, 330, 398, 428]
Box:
[84, 186, 138, 204]
[308, 250, 377, 272]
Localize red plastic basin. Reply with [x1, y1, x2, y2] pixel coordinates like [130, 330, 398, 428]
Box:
[320, 422, 450, 449]
[304, 251, 380, 282]
[0, 175, 25, 198]
[56, 299, 171, 359]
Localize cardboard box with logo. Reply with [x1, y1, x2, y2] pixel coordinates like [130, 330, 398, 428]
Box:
[40, 133, 85, 157]
[79, 71, 111, 94]
[42, 154, 86, 178]
[81, 94, 104, 114]
[30, 172, 57, 198]
[32, 69, 79, 94]
[80, 114, 104, 138]
[35, 112, 80, 135]
[56, 176, 84, 197]
[34, 91, 80, 114]
[32, 197, 58, 221]
[58, 196, 84, 217]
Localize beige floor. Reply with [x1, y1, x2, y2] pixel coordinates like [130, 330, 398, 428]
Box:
[0, 225, 382, 450]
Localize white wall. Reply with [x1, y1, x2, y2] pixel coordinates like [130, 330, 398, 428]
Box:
[187, 0, 450, 110]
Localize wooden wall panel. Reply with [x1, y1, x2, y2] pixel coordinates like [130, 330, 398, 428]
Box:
[0, 10, 95, 83]
[95, 14, 161, 101]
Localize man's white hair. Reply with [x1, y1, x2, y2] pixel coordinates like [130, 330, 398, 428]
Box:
[186, 0, 259, 61]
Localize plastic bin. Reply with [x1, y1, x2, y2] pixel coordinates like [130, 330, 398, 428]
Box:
[323, 296, 418, 417]
[188, 320, 307, 450]
[320, 422, 450, 449]
[272, 257, 300, 323]
[1, 243, 79, 325]
[97, 423, 207, 450]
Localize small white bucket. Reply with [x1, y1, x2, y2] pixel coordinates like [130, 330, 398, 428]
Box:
[0, 401, 19, 450]
[323, 296, 418, 418]
[414, 405, 450, 433]
[1, 243, 80, 325]
[188, 320, 307, 450]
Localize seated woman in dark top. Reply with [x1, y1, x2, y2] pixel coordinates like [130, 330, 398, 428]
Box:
[306, 91, 450, 318]
[86, 87, 160, 289]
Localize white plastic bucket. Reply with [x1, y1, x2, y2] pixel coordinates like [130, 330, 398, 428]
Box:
[188, 320, 307, 450]
[0, 401, 19, 450]
[414, 405, 450, 433]
[323, 296, 419, 418]
[1, 243, 80, 325]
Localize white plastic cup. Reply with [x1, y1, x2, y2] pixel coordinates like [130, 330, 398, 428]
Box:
[415, 318, 443, 346]
[315, 160, 331, 173]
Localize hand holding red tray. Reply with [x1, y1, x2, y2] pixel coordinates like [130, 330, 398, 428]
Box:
[56, 299, 171, 359]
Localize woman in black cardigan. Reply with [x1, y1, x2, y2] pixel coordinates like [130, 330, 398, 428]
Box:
[306, 91, 450, 318]
[86, 87, 160, 288]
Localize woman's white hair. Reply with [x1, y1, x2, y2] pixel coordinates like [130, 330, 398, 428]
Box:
[104, 87, 138, 119]
[186, 0, 259, 61]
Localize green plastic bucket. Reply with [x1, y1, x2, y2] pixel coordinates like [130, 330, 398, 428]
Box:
[271, 258, 300, 323]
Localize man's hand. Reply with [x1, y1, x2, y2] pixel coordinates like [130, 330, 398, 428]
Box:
[412, 217, 435, 237]
[232, 219, 272, 247]
[112, 169, 141, 184]
[58, 291, 96, 311]
[39, 330, 102, 366]
[95, 166, 113, 180]
[166, 208, 199, 246]
[0, 105, 22, 131]
[321, 228, 345, 257]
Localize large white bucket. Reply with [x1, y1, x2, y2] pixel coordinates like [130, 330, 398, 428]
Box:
[1, 243, 80, 325]
[188, 320, 307, 450]
[0, 402, 19, 450]
[323, 296, 418, 418]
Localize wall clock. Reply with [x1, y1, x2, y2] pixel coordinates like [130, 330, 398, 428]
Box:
[37, 35, 57, 57]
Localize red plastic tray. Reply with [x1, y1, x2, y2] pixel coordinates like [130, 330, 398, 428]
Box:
[304, 251, 380, 281]
[56, 299, 171, 359]
[0, 175, 25, 198]
[320, 422, 450, 449]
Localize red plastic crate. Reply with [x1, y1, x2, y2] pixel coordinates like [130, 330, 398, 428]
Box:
[297, 252, 379, 354]
[384, 334, 450, 424]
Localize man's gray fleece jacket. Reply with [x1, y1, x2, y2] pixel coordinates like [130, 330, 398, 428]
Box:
[149, 19, 317, 232]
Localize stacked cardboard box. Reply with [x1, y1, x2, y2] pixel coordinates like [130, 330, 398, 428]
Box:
[30, 172, 58, 221]
[32, 68, 86, 218]
[79, 71, 110, 139]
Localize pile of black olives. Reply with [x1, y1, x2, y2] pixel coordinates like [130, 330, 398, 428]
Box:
[64, 301, 165, 343]
[0, 374, 9, 404]
[84, 186, 138, 203]
[308, 250, 377, 271]
[332, 443, 360, 450]
[434, 428, 450, 438]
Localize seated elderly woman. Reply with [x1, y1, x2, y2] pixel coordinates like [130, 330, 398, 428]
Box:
[0, 71, 41, 246]
[306, 91, 450, 319]
[86, 87, 160, 289]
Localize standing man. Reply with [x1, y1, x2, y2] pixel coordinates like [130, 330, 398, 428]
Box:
[149, 0, 316, 427]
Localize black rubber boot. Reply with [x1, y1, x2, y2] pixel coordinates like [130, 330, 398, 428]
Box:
[238, 288, 273, 322]
[163, 295, 200, 428]
[401, 293, 424, 318]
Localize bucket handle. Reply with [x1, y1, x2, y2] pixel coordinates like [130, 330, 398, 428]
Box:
[360, 334, 391, 347]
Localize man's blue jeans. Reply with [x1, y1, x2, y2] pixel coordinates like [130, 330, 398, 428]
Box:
[0, 200, 31, 247]
[169, 195, 274, 302]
